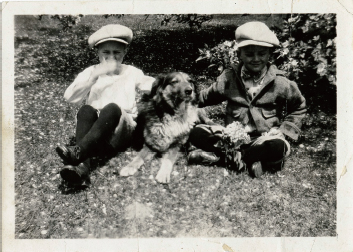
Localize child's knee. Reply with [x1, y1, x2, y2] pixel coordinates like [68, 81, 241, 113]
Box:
[101, 103, 122, 118]
[263, 139, 287, 160]
[77, 105, 98, 121]
[265, 139, 287, 152]
[189, 127, 209, 144]
[189, 126, 222, 153]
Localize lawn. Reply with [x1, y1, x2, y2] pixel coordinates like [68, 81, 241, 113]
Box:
[14, 14, 336, 239]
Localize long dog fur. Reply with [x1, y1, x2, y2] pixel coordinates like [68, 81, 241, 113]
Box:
[120, 72, 212, 183]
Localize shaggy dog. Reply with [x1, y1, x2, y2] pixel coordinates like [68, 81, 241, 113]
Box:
[120, 72, 213, 183]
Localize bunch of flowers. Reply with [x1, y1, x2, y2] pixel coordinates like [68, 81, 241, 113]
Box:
[216, 121, 251, 171]
[223, 121, 251, 149]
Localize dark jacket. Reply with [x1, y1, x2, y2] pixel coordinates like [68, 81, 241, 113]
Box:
[199, 63, 306, 140]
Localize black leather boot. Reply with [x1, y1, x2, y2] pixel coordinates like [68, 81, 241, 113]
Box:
[60, 160, 90, 186]
[56, 145, 83, 166]
[187, 149, 220, 165]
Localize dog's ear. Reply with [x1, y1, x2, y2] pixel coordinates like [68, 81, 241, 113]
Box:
[150, 77, 162, 97]
[151, 74, 168, 96]
[188, 75, 200, 105]
[153, 87, 164, 104]
[141, 75, 164, 103]
[151, 74, 167, 103]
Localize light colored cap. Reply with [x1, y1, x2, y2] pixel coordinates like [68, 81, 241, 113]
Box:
[235, 21, 279, 48]
[88, 24, 133, 49]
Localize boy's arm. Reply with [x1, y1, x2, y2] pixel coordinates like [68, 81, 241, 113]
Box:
[64, 61, 121, 104]
[279, 81, 307, 141]
[135, 70, 155, 94]
[198, 71, 229, 108]
[64, 66, 96, 104]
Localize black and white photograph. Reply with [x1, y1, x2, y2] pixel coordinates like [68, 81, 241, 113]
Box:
[2, 1, 353, 251]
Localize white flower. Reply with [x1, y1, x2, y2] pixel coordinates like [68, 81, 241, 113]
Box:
[223, 41, 232, 47]
[222, 122, 251, 149]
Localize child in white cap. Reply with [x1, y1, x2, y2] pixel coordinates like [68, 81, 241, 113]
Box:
[188, 21, 306, 177]
[56, 24, 155, 185]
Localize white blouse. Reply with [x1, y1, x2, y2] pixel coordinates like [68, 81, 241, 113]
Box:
[64, 64, 155, 116]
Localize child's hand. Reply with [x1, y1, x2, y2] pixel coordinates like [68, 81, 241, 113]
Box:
[92, 59, 122, 79]
[267, 127, 285, 139]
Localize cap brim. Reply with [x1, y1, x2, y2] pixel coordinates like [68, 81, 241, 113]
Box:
[94, 38, 129, 48]
[237, 40, 275, 48]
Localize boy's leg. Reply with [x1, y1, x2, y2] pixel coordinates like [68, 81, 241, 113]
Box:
[58, 103, 122, 185]
[57, 103, 121, 165]
[56, 105, 98, 165]
[241, 138, 288, 174]
[77, 103, 122, 160]
[187, 126, 222, 164]
[75, 105, 99, 144]
[188, 126, 222, 153]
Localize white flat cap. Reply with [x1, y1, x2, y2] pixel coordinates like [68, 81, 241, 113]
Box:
[88, 24, 133, 49]
[235, 21, 279, 48]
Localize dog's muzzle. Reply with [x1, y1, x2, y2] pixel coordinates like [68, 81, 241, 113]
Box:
[184, 87, 193, 96]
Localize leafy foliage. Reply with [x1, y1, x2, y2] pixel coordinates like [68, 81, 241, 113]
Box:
[273, 14, 337, 114]
[15, 21, 97, 88]
[38, 14, 212, 30]
[159, 14, 213, 28]
[38, 15, 84, 30]
[102, 14, 124, 19]
[125, 26, 236, 76]
[273, 14, 336, 86]
[196, 40, 239, 75]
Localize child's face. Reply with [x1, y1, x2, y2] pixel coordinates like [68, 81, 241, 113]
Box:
[97, 41, 127, 64]
[239, 45, 270, 74]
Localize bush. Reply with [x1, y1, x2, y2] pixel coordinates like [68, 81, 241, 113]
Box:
[273, 14, 336, 86]
[38, 15, 84, 30]
[124, 26, 237, 76]
[273, 14, 336, 113]
[159, 14, 213, 28]
[196, 40, 239, 75]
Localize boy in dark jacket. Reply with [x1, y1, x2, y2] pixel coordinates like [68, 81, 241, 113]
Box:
[188, 21, 306, 177]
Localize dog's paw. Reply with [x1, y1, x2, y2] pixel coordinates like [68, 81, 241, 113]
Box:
[120, 166, 138, 177]
[155, 169, 171, 184]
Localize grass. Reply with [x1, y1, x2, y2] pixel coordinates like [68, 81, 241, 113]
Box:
[14, 15, 336, 239]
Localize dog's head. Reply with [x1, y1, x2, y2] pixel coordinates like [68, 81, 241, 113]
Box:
[149, 72, 198, 112]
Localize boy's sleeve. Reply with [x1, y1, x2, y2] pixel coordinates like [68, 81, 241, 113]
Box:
[63, 66, 95, 104]
[135, 69, 155, 94]
[279, 80, 307, 141]
[198, 70, 228, 107]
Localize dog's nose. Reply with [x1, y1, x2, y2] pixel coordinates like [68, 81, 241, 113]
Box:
[184, 87, 193, 96]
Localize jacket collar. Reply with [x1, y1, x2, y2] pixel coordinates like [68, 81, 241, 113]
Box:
[241, 65, 268, 83]
[232, 63, 285, 103]
[234, 63, 285, 87]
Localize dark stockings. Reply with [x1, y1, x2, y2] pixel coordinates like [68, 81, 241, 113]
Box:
[75, 103, 122, 161]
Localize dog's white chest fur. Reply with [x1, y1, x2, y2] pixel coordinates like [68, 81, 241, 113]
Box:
[145, 104, 200, 152]
[161, 105, 199, 136]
